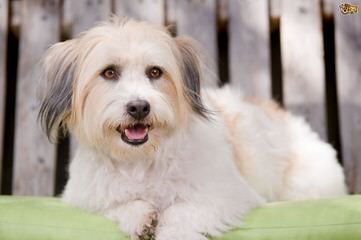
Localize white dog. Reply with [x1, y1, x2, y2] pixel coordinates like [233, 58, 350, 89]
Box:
[38, 17, 347, 240]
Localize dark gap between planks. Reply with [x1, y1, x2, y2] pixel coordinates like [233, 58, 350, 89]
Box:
[270, 16, 283, 105]
[217, 3, 228, 86]
[1, 22, 19, 195]
[322, 11, 343, 165]
[55, 135, 69, 196]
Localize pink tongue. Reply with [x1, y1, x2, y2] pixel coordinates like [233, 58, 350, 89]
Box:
[125, 125, 148, 140]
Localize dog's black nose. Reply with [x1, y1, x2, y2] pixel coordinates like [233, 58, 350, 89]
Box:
[126, 100, 150, 120]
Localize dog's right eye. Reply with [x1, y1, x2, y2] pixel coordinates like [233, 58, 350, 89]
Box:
[101, 66, 119, 80]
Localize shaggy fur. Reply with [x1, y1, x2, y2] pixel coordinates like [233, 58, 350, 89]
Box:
[38, 17, 347, 240]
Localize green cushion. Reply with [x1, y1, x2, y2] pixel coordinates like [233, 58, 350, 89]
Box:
[0, 195, 361, 240]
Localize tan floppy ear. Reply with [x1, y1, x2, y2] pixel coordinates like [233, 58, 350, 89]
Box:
[38, 39, 79, 142]
[175, 36, 209, 118]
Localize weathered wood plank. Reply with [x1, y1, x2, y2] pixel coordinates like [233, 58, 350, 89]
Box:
[115, 0, 164, 25]
[281, 0, 327, 139]
[335, 0, 361, 193]
[229, 0, 271, 98]
[166, 0, 177, 25]
[13, 0, 60, 195]
[174, 0, 218, 86]
[175, 0, 217, 63]
[65, 0, 112, 36]
[64, 0, 112, 159]
[0, 0, 8, 191]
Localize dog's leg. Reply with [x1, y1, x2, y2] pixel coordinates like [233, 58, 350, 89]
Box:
[104, 200, 158, 240]
[156, 202, 245, 240]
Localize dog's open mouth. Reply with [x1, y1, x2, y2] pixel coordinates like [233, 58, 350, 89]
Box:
[117, 123, 150, 146]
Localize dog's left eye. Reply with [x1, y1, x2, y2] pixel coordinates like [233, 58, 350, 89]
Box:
[146, 66, 163, 80]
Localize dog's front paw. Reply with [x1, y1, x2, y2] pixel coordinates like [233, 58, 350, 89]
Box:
[104, 200, 158, 240]
[132, 211, 158, 240]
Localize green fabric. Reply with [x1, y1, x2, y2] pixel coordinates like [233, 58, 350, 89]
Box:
[0, 195, 361, 240]
[0, 196, 126, 240]
[220, 195, 361, 240]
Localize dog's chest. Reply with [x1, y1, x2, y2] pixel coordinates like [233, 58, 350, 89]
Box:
[123, 173, 185, 209]
[108, 161, 189, 209]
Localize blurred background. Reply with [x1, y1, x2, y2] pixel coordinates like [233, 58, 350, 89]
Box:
[0, 0, 360, 196]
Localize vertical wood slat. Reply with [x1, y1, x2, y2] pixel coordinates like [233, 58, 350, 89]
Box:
[115, 0, 164, 25]
[65, 0, 112, 36]
[228, 0, 271, 98]
[173, 0, 218, 86]
[0, 0, 8, 191]
[165, 0, 176, 25]
[335, 0, 361, 193]
[281, 0, 327, 139]
[64, 0, 112, 160]
[175, 0, 217, 64]
[13, 0, 60, 195]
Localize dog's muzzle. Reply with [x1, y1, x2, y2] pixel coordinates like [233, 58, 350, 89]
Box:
[117, 100, 151, 146]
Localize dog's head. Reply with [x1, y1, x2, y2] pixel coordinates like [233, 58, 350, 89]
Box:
[38, 17, 209, 159]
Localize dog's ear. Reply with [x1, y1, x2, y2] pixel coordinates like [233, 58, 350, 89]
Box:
[175, 37, 209, 118]
[38, 39, 78, 142]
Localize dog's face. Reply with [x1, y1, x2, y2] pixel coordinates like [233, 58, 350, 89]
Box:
[38, 18, 208, 159]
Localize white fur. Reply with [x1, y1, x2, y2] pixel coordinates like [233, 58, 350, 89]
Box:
[40, 18, 346, 240]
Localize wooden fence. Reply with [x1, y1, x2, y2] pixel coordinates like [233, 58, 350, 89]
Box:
[0, 0, 360, 196]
